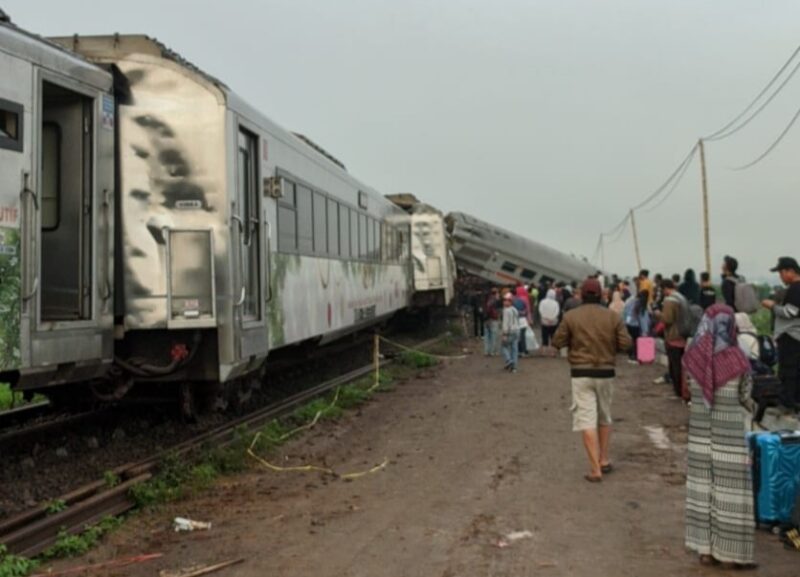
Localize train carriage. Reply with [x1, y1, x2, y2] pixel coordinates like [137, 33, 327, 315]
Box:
[45, 34, 413, 396]
[0, 18, 115, 390]
[446, 212, 597, 287]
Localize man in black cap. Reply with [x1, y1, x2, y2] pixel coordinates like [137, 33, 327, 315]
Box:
[762, 257, 800, 410]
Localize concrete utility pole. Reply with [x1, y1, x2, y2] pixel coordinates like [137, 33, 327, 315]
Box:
[698, 139, 712, 275]
[629, 209, 642, 272]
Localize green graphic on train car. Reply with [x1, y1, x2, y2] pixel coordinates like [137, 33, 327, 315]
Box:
[0, 227, 21, 371]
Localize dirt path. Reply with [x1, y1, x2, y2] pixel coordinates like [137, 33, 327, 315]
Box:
[47, 340, 797, 576]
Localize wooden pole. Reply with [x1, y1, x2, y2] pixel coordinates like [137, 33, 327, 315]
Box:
[698, 139, 712, 275]
[629, 209, 642, 272]
[373, 332, 380, 389]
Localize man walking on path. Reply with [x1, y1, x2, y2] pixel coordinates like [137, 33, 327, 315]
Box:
[552, 278, 631, 483]
[762, 257, 800, 411]
[661, 280, 689, 400]
[501, 293, 520, 373]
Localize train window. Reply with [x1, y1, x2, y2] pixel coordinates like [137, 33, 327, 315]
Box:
[296, 185, 313, 253]
[383, 224, 392, 262]
[366, 217, 374, 260]
[0, 98, 23, 152]
[327, 198, 339, 256]
[521, 268, 537, 280]
[313, 191, 327, 254]
[280, 179, 295, 206]
[350, 208, 359, 259]
[359, 213, 367, 259]
[41, 122, 60, 230]
[339, 204, 351, 258]
[374, 220, 382, 261]
[277, 180, 297, 251]
[501, 261, 517, 273]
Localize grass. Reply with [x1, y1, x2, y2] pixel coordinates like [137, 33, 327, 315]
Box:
[41, 516, 122, 560]
[0, 384, 23, 411]
[0, 546, 37, 577]
[0, 384, 46, 411]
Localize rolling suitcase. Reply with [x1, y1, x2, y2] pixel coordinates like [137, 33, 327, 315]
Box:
[747, 431, 800, 526]
[636, 337, 655, 364]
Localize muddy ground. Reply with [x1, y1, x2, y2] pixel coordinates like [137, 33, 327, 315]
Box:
[45, 339, 797, 576]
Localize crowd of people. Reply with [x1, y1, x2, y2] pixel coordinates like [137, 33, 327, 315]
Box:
[472, 254, 800, 570]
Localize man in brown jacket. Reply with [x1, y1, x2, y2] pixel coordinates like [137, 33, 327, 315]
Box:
[552, 278, 631, 482]
[659, 279, 688, 400]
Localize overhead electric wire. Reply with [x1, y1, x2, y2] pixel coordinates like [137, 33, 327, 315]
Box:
[731, 100, 800, 170]
[630, 143, 699, 212]
[605, 216, 629, 245]
[704, 42, 800, 141]
[642, 146, 698, 213]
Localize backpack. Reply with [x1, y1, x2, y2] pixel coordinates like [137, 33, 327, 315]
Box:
[667, 292, 695, 338]
[757, 334, 778, 367]
[734, 276, 759, 314]
[687, 304, 703, 337]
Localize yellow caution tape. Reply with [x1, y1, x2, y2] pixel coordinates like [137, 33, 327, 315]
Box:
[378, 335, 468, 360]
[247, 433, 388, 479]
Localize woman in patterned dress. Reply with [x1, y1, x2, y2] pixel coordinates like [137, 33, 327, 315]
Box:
[683, 304, 756, 569]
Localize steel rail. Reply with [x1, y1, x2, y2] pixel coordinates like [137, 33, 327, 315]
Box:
[0, 334, 445, 558]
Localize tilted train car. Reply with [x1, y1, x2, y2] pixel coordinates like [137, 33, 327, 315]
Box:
[0, 19, 115, 391]
[2, 24, 414, 408]
[386, 194, 455, 308]
[446, 212, 597, 287]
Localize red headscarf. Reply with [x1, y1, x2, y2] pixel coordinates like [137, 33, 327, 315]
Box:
[682, 304, 751, 407]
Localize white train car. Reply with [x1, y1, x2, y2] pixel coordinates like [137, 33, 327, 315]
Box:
[40, 34, 413, 398]
[446, 212, 596, 286]
[387, 194, 455, 307]
[0, 17, 115, 390]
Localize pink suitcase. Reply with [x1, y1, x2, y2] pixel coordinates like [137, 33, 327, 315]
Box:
[636, 337, 655, 364]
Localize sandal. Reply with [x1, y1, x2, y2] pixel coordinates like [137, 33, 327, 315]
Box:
[600, 463, 614, 474]
[584, 474, 602, 483]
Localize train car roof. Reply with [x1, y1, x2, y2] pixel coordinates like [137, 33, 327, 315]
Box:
[49, 33, 394, 210]
[0, 19, 111, 90]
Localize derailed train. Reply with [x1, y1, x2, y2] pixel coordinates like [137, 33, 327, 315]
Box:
[0, 17, 594, 408]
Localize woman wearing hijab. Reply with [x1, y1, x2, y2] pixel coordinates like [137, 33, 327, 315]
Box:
[684, 305, 756, 569]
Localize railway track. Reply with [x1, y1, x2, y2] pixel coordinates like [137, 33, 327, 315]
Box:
[0, 334, 446, 558]
[0, 402, 52, 429]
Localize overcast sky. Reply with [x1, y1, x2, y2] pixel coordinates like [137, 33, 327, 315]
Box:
[5, 0, 799, 282]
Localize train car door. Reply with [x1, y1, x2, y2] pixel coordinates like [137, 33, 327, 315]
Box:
[0, 52, 30, 376]
[234, 126, 266, 359]
[26, 71, 113, 377]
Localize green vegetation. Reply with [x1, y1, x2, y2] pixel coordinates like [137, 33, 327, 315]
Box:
[750, 308, 772, 336]
[398, 350, 438, 368]
[0, 384, 46, 411]
[44, 499, 67, 515]
[0, 545, 37, 577]
[103, 471, 120, 488]
[41, 516, 122, 559]
[0, 384, 23, 411]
